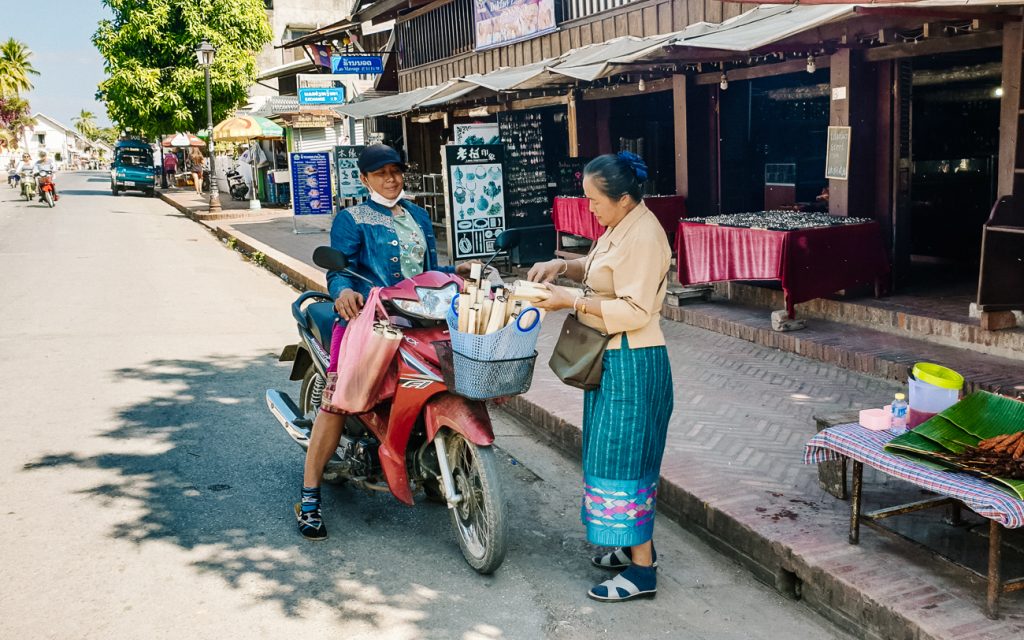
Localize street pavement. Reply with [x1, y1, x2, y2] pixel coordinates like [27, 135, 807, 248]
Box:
[0, 172, 853, 639]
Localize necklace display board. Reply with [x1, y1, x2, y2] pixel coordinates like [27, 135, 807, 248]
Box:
[444, 144, 507, 260]
[498, 111, 549, 225]
[498, 111, 556, 263]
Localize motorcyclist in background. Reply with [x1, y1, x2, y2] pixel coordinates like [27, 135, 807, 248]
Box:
[34, 150, 58, 201]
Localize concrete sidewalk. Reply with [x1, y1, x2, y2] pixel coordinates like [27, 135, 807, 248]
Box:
[160, 189, 1024, 640]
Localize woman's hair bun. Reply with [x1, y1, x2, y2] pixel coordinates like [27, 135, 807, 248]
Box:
[616, 151, 648, 182]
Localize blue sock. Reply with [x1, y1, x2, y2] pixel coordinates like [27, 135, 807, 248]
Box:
[300, 486, 321, 514]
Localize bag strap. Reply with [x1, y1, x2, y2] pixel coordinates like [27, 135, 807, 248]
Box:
[364, 288, 389, 322]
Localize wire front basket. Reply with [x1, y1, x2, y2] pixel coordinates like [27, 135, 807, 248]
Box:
[434, 340, 537, 401]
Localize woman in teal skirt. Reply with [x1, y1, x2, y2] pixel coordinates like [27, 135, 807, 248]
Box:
[531, 152, 674, 601]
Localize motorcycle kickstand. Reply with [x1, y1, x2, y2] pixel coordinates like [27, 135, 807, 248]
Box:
[433, 434, 462, 509]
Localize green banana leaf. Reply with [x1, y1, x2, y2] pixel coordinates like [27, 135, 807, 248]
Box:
[884, 391, 1024, 499]
[930, 391, 1024, 439]
[908, 416, 979, 453]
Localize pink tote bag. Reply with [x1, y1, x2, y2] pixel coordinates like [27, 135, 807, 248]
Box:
[331, 288, 402, 413]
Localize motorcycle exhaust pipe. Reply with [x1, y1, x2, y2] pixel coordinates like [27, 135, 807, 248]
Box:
[265, 389, 311, 450]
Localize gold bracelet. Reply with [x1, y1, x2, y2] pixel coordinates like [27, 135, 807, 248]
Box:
[580, 297, 588, 316]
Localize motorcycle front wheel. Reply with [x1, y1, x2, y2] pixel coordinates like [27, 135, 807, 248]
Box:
[43, 191, 54, 208]
[445, 433, 508, 574]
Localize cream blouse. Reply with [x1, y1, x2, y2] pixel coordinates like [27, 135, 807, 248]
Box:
[571, 201, 671, 350]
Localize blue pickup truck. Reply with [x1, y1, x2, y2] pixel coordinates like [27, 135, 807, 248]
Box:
[110, 140, 157, 197]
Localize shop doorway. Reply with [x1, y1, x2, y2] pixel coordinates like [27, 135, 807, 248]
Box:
[717, 68, 832, 214]
[905, 47, 1002, 293]
[606, 91, 676, 196]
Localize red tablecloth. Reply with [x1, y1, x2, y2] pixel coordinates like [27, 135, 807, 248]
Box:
[552, 195, 687, 241]
[677, 221, 890, 316]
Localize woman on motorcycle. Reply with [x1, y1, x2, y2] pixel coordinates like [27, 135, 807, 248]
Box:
[297, 144, 475, 540]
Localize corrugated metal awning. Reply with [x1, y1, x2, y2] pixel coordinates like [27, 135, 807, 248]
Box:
[334, 83, 455, 118]
[337, 0, 1023, 118]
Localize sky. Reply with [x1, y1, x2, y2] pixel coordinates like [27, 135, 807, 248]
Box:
[4, 1, 113, 129]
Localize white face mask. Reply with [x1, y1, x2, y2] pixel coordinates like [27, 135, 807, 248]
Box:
[368, 186, 406, 209]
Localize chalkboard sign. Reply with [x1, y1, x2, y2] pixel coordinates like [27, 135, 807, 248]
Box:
[825, 126, 851, 181]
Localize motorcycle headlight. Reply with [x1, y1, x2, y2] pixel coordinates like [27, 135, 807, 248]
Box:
[391, 282, 459, 320]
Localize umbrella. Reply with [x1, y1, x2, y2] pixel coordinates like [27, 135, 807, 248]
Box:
[211, 115, 284, 142]
[162, 132, 205, 147]
[212, 115, 283, 211]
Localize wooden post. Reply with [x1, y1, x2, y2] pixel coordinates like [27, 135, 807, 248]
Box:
[568, 92, 579, 158]
[998, 21, 1023, 198]
[673, 74, 689, 199]
[829, 50, 851, 217]
[710, 86, 721, 215]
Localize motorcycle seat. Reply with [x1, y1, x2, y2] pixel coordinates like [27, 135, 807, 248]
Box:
[305, 301, 338, 350]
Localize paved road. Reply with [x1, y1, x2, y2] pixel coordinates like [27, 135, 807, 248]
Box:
[0, 172, 850, 640]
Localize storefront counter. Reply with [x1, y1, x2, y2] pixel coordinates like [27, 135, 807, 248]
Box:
[552, 195, 687, 257]
[676, 214, 890, 317]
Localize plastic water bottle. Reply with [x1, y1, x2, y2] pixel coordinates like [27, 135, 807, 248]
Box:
[891, 393, 909, 435]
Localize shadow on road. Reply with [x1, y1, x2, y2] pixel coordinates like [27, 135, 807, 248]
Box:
[55, 189, 113, 197]
[22, 352, 517, 638]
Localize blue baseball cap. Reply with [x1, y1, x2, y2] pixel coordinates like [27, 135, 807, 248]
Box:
[357, 144, 407, 174]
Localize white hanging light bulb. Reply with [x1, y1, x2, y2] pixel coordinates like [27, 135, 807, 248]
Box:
[719, 72, 728, 90]
[806, 54, 816, 74]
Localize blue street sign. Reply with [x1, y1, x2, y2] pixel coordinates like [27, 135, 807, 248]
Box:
[298, 87, 346, 105]
[331, 55, 384, 75]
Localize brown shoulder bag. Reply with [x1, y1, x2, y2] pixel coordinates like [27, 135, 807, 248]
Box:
[548, 255, 613, 391]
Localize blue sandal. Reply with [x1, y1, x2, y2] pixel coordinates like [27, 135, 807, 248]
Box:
[588, 565, 657, 602]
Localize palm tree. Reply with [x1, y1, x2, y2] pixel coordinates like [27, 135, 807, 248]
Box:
[73, 109, 99, 140]
[0, 38, 40, 97]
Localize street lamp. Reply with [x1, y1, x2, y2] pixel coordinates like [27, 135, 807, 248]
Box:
[195, 39, 221, 213]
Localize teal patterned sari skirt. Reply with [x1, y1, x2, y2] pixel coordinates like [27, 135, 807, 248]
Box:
[581, 335, 673, 547]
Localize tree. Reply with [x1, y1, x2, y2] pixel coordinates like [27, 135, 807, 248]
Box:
[0, 38, 40, 97]
[0, 95, 33, 148]
[93, 0, 273, 139]
[95, 126, 120, 146]
[73, 109, 100, 141]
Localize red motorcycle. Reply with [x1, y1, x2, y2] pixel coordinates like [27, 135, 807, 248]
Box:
[267, 236, 518, 573]
[36, 169, 57, 208]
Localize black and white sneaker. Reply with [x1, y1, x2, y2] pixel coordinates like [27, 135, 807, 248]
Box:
[294, 502, 328, 540]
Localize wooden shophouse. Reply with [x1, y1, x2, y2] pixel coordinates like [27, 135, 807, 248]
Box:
[294, 0, 1024, 324]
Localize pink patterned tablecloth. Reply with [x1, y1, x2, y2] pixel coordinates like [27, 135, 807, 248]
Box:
[806, 423, 1024, 529]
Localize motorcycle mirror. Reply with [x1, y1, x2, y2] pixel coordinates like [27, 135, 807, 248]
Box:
[312, 246, 348, 271]
[494, 229, 521, 251]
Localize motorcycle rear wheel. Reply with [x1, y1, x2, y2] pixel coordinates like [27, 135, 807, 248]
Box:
[299, 363, 326, 420]
[445, 433, 508, 574]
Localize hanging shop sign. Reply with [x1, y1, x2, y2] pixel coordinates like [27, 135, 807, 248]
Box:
[445, 144, 507, 259]
[289, 113, 337, 129]
[454, 123, 500, 145]
[336, 145, 368, 199]
[331, 55, 385, 74]
[290, 151, 334, 216]
[298, 87, 346, 105]
[825, 126, 851, 181]
[474, 0, 557, 51]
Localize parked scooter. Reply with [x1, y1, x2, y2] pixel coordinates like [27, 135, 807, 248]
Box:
[7, 168, 19, 188]
[225, 168, 249, 201]
[266, 232, 520, 574]
[35, 169, 57, 207]
[19, 169, 36, 201]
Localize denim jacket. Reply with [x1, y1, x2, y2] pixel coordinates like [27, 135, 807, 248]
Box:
[326, 199, 453, 300]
